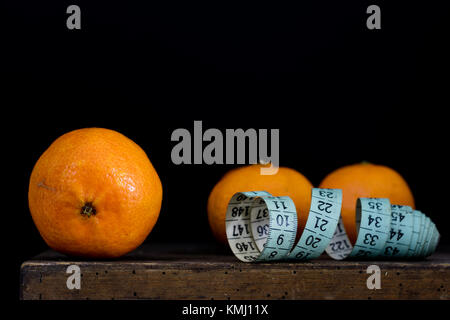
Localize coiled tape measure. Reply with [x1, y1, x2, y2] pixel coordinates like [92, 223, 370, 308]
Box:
[225, 188, 440, 262]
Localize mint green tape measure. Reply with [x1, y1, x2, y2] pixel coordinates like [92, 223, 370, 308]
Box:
[321, 198, 391, 260]
[225, 189, 440, 262]
[287, 188, 342, 260]
[225, 191, 297, 262]
[381, 205, 414, 258]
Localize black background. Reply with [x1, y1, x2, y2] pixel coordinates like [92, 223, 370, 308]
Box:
[3, 0, 450, 302]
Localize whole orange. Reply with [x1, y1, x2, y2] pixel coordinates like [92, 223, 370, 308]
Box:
[319, 162, 415, 244]
[28, 128, 163, 258]
[207, 164, 313, 244]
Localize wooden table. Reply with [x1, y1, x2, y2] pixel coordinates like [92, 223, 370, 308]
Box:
[20, 243, 450, 300]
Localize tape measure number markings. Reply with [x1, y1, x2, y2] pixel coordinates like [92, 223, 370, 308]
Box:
[288, 188, 342, 260]
[381, 205, 414, 258]
[326, 198, 392, 260]
[250, 196, 297, 261]
[225, 191, 271, 262]
[226, 191, 298, 262]
[226, 191, 440, 262]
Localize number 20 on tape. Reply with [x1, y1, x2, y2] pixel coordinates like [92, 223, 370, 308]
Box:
[225, 188, 439, 262]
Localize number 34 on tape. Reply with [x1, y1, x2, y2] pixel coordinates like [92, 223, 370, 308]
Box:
[225, 188, 439, 262]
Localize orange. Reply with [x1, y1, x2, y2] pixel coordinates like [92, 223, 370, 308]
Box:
[207, 164, 313, 244]
[28, 128, 163, 258]
[319, 162, 415, 244]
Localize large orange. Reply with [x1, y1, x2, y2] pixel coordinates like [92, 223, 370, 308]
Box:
[28, 128, 163, 258]
[207, 164, 313, 244]
[319, 162, 415, 244]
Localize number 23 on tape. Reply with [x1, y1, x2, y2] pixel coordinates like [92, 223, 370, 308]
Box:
[225, 189, 440, 262]
[225, 188, 343, 262]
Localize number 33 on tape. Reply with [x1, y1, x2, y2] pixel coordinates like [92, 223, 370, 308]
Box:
[225, 189, 440, 262]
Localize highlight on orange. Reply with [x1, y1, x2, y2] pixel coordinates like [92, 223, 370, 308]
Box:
[28, 128, 163, 258]
[319, 162, 415, 244]
[207, 164, 313, 244]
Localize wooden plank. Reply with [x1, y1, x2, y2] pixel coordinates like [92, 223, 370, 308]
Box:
[20, 243, 450, 300]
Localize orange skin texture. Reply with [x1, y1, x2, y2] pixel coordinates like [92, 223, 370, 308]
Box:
[207, 164, 313, 244]
[319, 163, 415, 244]
[28, 128, 163, 258]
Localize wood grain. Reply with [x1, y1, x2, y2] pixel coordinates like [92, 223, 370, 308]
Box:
[20, 243, 450, 300]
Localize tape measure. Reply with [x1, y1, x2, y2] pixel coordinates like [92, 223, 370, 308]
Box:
[287, 188, 342, 260]
[225, 191, 297, 262]
[225, 188, 440, 262]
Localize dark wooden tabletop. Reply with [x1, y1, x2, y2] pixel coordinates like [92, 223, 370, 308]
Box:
[20, 243, 450, 300]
